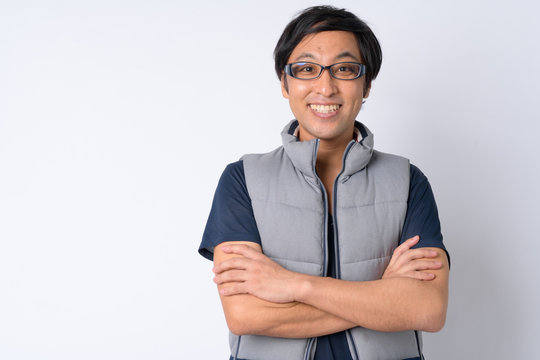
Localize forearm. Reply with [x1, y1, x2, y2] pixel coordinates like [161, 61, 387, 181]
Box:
[215, 242, 449, 335]
[214, 241, 355, 338]
[295, 272, 448, 332]
[220, 292, 356, 338]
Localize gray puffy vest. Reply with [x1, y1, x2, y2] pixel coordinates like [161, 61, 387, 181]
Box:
[233, 120, 421, 360]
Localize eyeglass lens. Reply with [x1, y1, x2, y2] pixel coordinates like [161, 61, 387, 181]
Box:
[289, 62, 363, 80]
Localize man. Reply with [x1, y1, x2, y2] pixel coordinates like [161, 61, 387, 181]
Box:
[199, 5, 449, 360]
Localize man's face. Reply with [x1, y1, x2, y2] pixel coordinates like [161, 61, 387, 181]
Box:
[281, 31, 369, 142]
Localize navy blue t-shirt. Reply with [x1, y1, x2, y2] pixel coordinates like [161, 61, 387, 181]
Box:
[314, 215, 354, 360]
[199, 160, 447, 359]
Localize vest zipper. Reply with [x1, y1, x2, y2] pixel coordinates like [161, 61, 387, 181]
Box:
[233, 335, 241, 360]
[304, 338, 315, 360]
[306, 140, 360, 360]
[315, 138, 330, 277]
[304, 139, 328, 359]
[415, 330, 424, 359]
[333, 141, 360, 360]
[332, 141, 355, 279]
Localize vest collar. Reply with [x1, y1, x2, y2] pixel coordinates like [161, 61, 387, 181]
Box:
[281, 119, 374, 179]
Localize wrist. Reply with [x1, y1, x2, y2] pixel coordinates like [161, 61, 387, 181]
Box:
[293, 273, 313, 303]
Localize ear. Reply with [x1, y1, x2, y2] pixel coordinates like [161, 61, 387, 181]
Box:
[281, 74, 289, 99]
[363, 83, 371, 99]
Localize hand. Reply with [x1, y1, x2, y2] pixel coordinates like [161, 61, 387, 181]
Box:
[213, 244, 300, 303]
[382, 236, 442, 281]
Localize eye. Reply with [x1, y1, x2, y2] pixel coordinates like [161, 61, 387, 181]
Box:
[290, 63, 322, 79]
[297, 65, 314, 73]
[332, 63, 361, 79]
[336, 65, 354, 73]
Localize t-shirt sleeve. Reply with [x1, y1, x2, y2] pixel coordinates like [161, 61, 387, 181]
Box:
[400, 164, 450, 264]
[198, 160, 261, 261]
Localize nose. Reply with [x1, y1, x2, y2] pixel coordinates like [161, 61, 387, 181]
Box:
[314, 68, 338, 96]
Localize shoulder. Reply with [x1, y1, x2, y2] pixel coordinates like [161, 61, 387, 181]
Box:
[221, 160, 244, 181]
[370, 150, 410, 169]
[410, 163, 428, 182]
[368, 150, 411, 185]
[199, 160, 262, 261]
[241, 146, 288, 182]
[401, 163, 448, 260]
[216, 160, 248, 196]
[408, 163, 433, 197]
[372, 149, 409, 163]
[241, 146, 286, 164]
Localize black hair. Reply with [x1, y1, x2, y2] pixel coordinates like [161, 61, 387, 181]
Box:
[274, 5, 382, 92]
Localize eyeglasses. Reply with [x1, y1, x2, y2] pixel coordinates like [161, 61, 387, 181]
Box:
[284, 61, 366, 80]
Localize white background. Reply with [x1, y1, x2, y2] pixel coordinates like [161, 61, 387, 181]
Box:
[1, 0, 539, 359]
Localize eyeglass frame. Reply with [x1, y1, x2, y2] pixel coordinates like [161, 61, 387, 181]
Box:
[284, 61, 367, 80]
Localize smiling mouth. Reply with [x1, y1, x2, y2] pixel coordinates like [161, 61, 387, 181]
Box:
[309, 104, 341, 114]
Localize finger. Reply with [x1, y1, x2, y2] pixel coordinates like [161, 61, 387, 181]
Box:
[213, 257, 251, 274]
[414, 271, 436, 281]
[405, 235, 421, 245]
[408, 259, 442, 271]
[213, 269, 247, 285]
[388, 236, 421, 268]
[394, 259, 441, 274]
[401, 235, 420, 251]
[385, 259, 442, 279]
[219, 283, 247, 296]
[389, 248, 438, 270]
[399, 248, 439, 263]
[393, 269, 437, 281]
[389, 236, 420, 264]
[221, 244, 260, 259]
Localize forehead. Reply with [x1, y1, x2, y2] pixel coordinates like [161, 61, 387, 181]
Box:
[289, 31, 362, 62]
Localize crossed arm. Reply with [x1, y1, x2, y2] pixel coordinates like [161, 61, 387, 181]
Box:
[213, 236, 449, 338]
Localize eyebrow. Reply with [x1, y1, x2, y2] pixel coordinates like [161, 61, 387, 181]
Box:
[292, 52, 316, 62]
[292, 51, 361, 63]
[336, 51, 361, 62]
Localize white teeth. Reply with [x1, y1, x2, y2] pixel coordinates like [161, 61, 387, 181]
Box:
[309, 104, 340, 113]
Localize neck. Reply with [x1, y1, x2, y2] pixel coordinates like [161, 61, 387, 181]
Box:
[316, 138, 350, 170]
[297, 125, 356, 168]
[311, 130, 355, 216]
